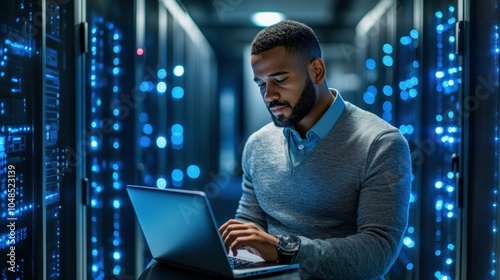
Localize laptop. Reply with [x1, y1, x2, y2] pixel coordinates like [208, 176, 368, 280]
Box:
[126, 185, 299, 278]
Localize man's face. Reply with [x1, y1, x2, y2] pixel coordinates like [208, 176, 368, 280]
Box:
[251, 46, 316, 128]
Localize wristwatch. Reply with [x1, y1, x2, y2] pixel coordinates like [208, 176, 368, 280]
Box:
[276, 235, 301, 264]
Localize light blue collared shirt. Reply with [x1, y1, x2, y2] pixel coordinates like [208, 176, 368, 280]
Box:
[283, 89, 346, 166]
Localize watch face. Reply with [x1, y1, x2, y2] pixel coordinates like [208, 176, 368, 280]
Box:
[279, 235, 301, 251]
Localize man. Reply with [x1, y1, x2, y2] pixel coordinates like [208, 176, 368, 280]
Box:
[219, 20, 411, 280]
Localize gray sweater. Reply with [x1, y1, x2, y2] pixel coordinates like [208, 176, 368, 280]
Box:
[235, 102, 412, 280]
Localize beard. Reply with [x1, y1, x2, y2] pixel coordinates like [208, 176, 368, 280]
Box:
[268, 78, 316, 128]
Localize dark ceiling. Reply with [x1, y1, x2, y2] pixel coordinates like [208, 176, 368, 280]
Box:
[176, 0, 381, 61]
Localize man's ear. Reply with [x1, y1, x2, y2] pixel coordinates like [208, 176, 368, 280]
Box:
[309, 58, 326, 85]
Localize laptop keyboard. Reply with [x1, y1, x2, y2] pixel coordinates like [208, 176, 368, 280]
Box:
[228, 256, 262, 269]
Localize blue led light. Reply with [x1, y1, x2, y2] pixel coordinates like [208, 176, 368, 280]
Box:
[91, 140, 98, 149]
[172, 169, 184, 182]
[406, 125, 414, 134]
[436, 115, 443, 121]
[187, 165, 201, 179]
[382, 85, 393, 96]
[139, 136, 151, 147]
[437, 24, 444, 33]
[113, 200, 120, 209]
[171, 124, 184, 135]
[365, 59, 376, 70]
[173, 65, 184, 76]
[113, 142, 119, 149]
[399, 125, 408, 134]
[382, 43, 393, 54]
[382, 112, 392, 122]
[400, 91, 409, 100]
[113, 252, 121, 260]
[403, 237, 415, 248]
[436, 200, 444, 211]
[435, 181, 444, 189]
[409, 89, 418, 98]
[448, 53, 455, 60]
[410, 77, 419, 86]
[113, 109, 120, 116]
[139, 112, 149, 122]
[382, 55, 393, 66]
[157, 69, 167, 79]
[171, 134, 184, 146]
[400, 36, 412, 45]
[143, 124, 153, 135]
[113, 58, 119, 65]
[408, 227, 415, 234]
[113, 45, 121, 53]
[410, 29, 419, 39]
[113, 123, 119, 130]
[157, 82, 167, 94]
[406, 263, 414, 270]
[156, 136, 167, 148]
[140, 81, 150, 92]
[113, 86, 118, 92]
[157, 178, 167, 189]
[113, 265, 121, 275]
[172, 86, 184, 99]
[144, 175, 153, 185]
[382, 101, 392, 111]
[449, 36, 456, 43]
[363, 91, 375, 104]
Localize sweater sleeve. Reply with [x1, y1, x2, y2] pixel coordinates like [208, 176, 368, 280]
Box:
[294, 130, 412, 280]
[234, 136, 268, 231]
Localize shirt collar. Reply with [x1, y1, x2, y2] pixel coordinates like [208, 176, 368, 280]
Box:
[283, 89, 346, 140]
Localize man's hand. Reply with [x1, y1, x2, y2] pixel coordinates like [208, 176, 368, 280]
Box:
[219, 219, 279, 262]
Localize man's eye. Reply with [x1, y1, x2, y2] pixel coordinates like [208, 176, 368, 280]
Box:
[275, 78, 287, 83]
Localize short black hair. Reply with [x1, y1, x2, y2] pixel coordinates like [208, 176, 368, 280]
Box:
[250, 20, 322, 61]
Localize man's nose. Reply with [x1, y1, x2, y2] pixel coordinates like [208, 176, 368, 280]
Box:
[263, 83, 279, 102]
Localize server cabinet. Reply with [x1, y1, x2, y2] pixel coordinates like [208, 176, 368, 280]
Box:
[464, 0, 500, 278]
[85, 0, 137, 278]
[85, 0, 217, 278]
[353, 0, 465, 278]
[0, 0, 81, 279]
